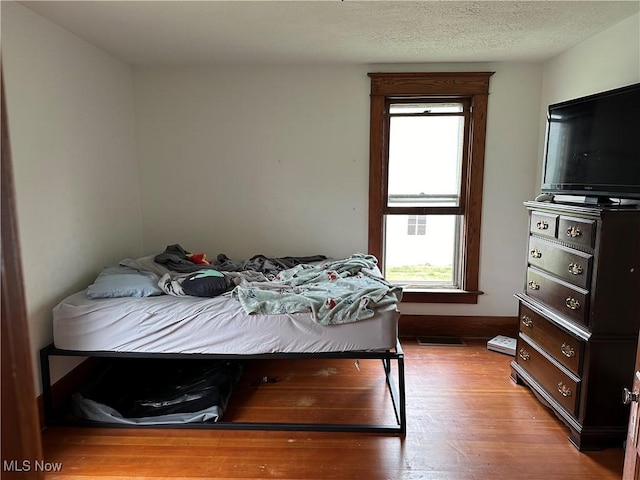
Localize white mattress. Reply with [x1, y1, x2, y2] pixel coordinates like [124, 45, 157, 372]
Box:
[53, 291, 400, 354]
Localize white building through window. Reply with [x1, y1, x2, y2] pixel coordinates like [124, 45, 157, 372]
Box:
[407, 215, 427, 236]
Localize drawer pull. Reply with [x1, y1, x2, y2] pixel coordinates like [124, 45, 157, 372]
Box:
[565, 297, 581, 310]
[566, 225, 582, 238]
[519, 349, 530, 361]
[623, 387, 639, 405]
[521, 315, 533, 328]
[528, 281, 540, 290]
[536, 221, 549, 230]
[557, 382, 573, 397]
[568, 263, 583, 275]
[530, 248, 542, 259]
[560, 343, 576, 358]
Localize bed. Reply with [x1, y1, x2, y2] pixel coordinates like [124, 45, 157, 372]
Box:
[40, 251, 406, 434]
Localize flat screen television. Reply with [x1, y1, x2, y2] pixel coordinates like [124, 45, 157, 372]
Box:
[541, 83, 640, 205]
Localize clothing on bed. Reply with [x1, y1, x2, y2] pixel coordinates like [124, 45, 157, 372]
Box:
[214, 253, 327, 276]
[154, 244, 221, 273]
[153, 244, 326, 276]
[233, 254, 402, 325]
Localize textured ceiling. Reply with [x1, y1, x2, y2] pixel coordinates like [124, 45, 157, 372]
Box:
[18, 1, 640, 66]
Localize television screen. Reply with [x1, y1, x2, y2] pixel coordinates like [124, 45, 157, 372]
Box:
[541, 83, 640, 202]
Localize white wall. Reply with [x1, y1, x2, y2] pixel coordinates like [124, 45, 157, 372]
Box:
[134, 62, 543, 317]
[2, 1, 144, 389]
[134, 66, 370, 259]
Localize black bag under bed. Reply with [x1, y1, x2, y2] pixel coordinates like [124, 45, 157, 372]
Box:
[71, 357, 243, 425]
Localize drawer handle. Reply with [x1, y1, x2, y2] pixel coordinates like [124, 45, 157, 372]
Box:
[530, 249, 542, 259]
[521, 315, 533, 328]
[536, 221, 549, 230]
[568, 263, 583, 275]
[561, 343, 576, 358]
[528, 281, 540, 290]
[519, 348, 530, 361]
[623, 387, 640, 405]
[565, 297, 581, 310]
[557, 382, 572, 397]
[566, 225, 582, 238]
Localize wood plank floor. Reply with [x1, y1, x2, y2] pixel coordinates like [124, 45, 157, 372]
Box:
[41, 338, 625, 479]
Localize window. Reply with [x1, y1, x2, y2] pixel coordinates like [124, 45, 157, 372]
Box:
[407, 215, 427, 236]
[368, 72, 493, 303]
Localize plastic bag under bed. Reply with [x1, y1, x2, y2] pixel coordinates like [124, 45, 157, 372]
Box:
[72, 357, 243, 425]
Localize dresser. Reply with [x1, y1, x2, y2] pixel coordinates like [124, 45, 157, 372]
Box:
[510, 200, 640, 450]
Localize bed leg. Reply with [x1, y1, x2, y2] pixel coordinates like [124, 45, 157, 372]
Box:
[381, 347, 406, 435]
[397, 354, 406, 435]
[382, 355, 391, 376]
[40, 345, 54, 426]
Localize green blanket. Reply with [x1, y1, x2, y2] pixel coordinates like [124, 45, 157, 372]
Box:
[233, 254, 402, 325]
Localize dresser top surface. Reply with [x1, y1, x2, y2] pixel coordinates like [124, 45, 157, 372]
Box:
[525, 200, 640, 217]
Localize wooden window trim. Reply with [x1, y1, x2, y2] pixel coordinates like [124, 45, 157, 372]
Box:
[368, 72, 493, 304]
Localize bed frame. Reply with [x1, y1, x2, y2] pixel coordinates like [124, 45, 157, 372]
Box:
[40, 339, 406, 435]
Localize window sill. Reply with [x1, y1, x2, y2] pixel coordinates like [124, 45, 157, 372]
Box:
[399, 288, 483, 304]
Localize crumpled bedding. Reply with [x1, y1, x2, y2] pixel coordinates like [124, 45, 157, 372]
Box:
[96, 246, 400, 326]
[154, 244, 220, 273]
[233, 254, 402, 325]
[213, 253, 328, 276]
[150, 246, 327, 298]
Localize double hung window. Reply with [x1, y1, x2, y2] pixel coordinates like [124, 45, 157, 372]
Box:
[368, 72, 493, 303]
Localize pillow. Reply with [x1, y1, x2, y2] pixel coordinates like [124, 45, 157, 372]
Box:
[181, 270, 232, 297]
[87, 265, 163, 299]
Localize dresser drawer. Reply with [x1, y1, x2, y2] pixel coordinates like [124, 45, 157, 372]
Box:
[526, 267, 589, 325]
[558, 215, 596, 249]
[527, 236, 593, 289]
[518, 302, 583, 375]
[530, 211, 558, 239]
[516, 336, 580, 416]
[529, 210, 597, 250]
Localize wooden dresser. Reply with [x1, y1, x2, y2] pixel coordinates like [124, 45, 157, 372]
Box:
[510, 200, 640, 450]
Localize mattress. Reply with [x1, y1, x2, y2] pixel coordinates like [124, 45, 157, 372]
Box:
[53, 290, 400, 355]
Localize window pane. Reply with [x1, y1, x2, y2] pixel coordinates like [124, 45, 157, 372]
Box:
[387, 110, 464, 207]
[384, 215, 460, 286]
[407, 216, 416, 235]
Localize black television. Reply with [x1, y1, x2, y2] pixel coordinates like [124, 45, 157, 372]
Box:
[541, 83, 640, 205]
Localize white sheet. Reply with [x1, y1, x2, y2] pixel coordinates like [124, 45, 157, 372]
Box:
[53, 291, 400, 354]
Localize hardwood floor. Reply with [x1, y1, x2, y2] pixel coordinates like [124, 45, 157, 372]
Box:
[41, 338, 624, 479]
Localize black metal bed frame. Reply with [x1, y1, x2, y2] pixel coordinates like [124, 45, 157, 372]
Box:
[40, 339, 406, 435]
